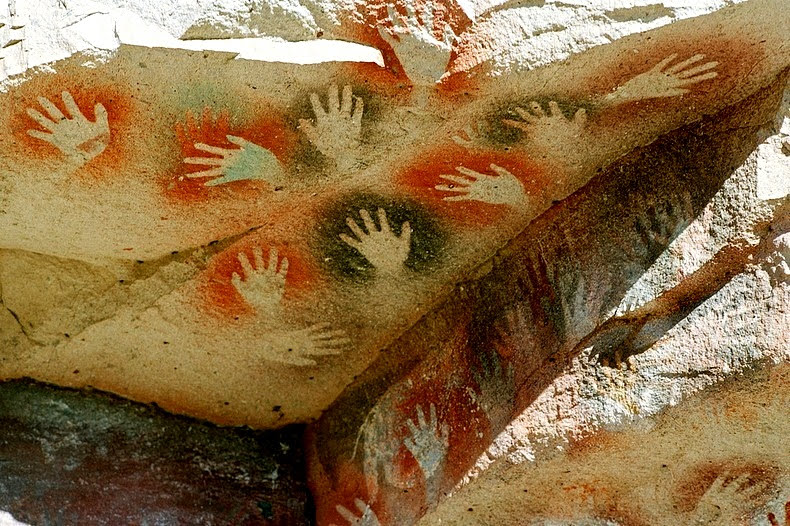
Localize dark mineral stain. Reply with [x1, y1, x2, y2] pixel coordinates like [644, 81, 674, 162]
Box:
[314, 193, 447, 283]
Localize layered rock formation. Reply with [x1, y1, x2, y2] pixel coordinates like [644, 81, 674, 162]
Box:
[0, 0, 787, 524]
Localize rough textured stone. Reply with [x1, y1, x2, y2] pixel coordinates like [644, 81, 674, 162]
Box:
[0, 0, 787, 524]
[0, 380, 310, 525]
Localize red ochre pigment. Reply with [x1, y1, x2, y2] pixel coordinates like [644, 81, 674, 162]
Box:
[9, 79, 137, 178]
[197, 232, 323, 320]
[396, 142, 547, 227]
[585, 35, 765, 125]
[166, 107, 298, 203]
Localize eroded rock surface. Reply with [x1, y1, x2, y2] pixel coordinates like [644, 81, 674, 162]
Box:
[0, 0, 787, 524]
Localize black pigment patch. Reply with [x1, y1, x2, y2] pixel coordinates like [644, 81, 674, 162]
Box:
[484, 95, 599, 147]
[315, 193, 447, 282]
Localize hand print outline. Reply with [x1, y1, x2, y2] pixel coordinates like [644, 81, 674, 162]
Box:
[435, 164, 528, 207]
[689, 472, 770, 524]
[183, 134, 284, 187]
[503, 100, 588, 149]
[605, 53, 719, 103]
[231, 246, 288, 314]
[403, 403, 449, 480]
[264, 323, 351, 367]
[26, 91, 110, 164]
[299, 84, 364, 169]
[339, 208, 413, 276]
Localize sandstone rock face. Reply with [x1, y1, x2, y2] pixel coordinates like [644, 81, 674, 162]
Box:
[0, 0, 787, 524]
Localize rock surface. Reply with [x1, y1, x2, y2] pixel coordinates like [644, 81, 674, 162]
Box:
[0, 0, 787, 524]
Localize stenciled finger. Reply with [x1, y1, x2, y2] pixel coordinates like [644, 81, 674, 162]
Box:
[377, 208, 391, 233]
[345, 216, 366, 239]
[416, 404, 427, 428]
[307, 322, 333, 333]
[677, 71, 718, 85]
[438, 173, 472, 186]
[26, 129, 55, 144]
[354, 499, 368, 514]
[231, 272, 243, 289]
[490, 164, 514, 178]
[406, 417, 419, 436]
[311, 329, 348, 340]
[184, 156, 224, 166]
[573, 107, 588, 126]
[61, 91, 85, 121]
[435, 184, 469, 193]
[351, 96, 364, 125]
[279, 257, 290, 278]
[457, 166, 488, 180]
[399, 221, 412, 244]
[314, 339, 352, 351]
[252, 246, 265, 271]
[359, 209, 377, 233]
[327, 84, 340, 115]
[309, 92, 326, 119]
[452, 135, 471, 147]
[226, 135, 250, 148]
[26, 108, 56, 131]
[194, 142, 231, 156]
[429, 403, 438, 426]
[514, 106, 539, 124]
[676, 60, 718, 79]
[37, 96, 65, 121]
[267, 247, 279, 273]
[184, 168, 223, 179]
[339, 233, 363, 251]
[94, 103, 109, 130]
[442, 194, 473, 202]
[548, 101, 562, 118]
[651, 53, 678, 72]
[237, 252, 255, 277]
[335, 505, 358, 524]
[340, 85, 353, 115]
[665, 53, 705, 74]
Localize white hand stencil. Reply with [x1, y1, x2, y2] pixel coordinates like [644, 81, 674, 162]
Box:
[299, 84, 364, 167]
[184, 135, 284, 186]
[231, 246, 288, 313]
[404, 403, 449, 479]
[605, 53, 719, 103]
[339, 208, 412, 276]
[26, 91, 110, 164]
[436, 164, 528, 208]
